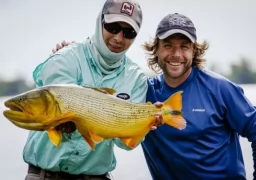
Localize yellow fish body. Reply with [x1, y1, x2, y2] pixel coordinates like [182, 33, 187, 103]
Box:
[3, 84, 186, 149]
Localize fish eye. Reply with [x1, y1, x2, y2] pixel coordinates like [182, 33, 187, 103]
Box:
[18, 97, 24, 101]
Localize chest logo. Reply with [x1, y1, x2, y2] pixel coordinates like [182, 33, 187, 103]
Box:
[116, 93, 130, 100]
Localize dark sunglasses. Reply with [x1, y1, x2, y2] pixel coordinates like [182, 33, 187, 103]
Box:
[103, 22, 137, 39]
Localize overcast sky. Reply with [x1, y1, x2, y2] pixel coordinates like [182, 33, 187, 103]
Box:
[1, 0, 255, 83]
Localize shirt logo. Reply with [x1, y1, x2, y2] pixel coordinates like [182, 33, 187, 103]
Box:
[116, 93, 130, 100]
[120, 2, 134, 16]
[192, 109, 205, 112]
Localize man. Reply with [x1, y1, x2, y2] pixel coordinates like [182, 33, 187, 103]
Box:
[141, 13, 256, 180]
[23, 0, 164, 180]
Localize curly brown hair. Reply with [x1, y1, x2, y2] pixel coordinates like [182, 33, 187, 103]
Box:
[142, 35, 209, 73]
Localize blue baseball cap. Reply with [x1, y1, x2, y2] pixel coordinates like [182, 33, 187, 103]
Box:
[156, 13, 197, 43]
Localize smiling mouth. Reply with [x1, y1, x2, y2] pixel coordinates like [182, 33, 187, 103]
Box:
[168, 62, 182, 66]
[109, 44, 122, 51]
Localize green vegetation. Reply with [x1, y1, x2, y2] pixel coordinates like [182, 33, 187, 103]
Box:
[0, 78, 35, 96]
[209, 58, 256, 84]
[224, 58, 256, 84]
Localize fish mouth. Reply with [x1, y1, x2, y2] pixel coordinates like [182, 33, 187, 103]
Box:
[4, 101, 24, 113]
[3, 101, 27, 121]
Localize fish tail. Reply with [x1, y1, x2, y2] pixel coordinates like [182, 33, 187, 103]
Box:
[162, 91, 186, 130]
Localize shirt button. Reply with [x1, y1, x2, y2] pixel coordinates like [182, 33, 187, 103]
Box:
[75, 152, 79, 155]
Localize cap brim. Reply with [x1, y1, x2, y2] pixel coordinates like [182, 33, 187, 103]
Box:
[104, 14, 139, 33]
[158, 29, 196, 43]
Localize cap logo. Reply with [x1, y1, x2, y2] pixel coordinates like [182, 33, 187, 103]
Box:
[169, 14, 194, 27]
[120, 2, 134, 16]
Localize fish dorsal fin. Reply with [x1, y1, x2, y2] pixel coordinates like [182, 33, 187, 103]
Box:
[83, 86, 116, 95]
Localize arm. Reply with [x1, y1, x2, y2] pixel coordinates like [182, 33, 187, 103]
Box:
[221, 82, 256, 178]
[34, 51, 80, 133]
[34, 55, 79, 86]
[114, 73, 148, 150]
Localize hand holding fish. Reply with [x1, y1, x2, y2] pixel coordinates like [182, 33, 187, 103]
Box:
[55, 121, 76, 134]
[150, 102, 164, 130]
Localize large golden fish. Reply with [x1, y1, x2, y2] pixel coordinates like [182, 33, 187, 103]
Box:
[3, 84, 186, 150]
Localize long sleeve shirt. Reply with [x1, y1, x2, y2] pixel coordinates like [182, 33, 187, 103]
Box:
[142, 67, 256, 180]
[23, 41, 147, 175]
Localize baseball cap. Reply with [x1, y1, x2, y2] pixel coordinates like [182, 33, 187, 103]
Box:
[102, 0, 142, 33]
[156, 13, 197, 43]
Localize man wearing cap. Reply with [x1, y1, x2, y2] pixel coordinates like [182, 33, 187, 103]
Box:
[142, 13, 256, 179]
[22, 0, 165, 180]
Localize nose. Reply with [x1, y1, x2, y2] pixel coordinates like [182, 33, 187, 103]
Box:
[172, 47, 181, 58]
[113, 31, 124, 42]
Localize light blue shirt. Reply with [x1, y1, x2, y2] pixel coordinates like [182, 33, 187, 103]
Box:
[22, 41, 147, 175]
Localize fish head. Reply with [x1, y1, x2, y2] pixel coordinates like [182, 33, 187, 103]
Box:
[3, 87, 59, 125]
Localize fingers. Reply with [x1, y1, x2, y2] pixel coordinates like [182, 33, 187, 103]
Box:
[150, 113, 164, 131]
[157, 113, 164, 125]
[52, 43, 62, 54]
[61, 40, 71, 46]
[51, 40, 75, 54]
[150, 126, 157, 130]
[154, 101, 163, 108]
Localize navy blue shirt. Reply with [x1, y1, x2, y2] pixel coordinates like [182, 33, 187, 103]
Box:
[142, 67, 256, 180]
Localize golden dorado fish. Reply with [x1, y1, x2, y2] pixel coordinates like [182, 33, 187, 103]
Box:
[3, 84, 186, 150]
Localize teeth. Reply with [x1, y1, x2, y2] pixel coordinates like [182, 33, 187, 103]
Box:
[169, 62, 182, 66]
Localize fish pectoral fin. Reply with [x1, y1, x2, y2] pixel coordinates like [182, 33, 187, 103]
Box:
[89, 132, 104, 143]
[46, 112, 76, 128]
[55, 112, 76, 121]
[47, 128, 62, 147]
[82, 133, 96, 151]
[120, 136, 143, 149]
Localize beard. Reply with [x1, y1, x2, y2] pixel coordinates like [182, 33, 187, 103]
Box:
[159, 59, 192, 80]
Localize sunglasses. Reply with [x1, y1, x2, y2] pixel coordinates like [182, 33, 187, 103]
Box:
[103, 22, 137, 39]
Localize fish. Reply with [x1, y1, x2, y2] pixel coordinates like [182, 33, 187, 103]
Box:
[3, 84, 186, 150]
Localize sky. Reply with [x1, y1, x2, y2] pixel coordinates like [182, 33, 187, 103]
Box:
[1, 0, 256, 83]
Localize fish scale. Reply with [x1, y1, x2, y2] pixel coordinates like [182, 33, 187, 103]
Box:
[51, 86, 157, 131]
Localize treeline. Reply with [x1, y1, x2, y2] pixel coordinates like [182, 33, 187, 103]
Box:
[0, 78, 35, 97]
[0, 58, 255, 97]
[210, 58, 256, 84]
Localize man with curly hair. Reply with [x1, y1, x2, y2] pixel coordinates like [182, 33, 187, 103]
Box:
[141, 13, 256, 180]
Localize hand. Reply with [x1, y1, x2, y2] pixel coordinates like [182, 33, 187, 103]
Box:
[150, 102, 164, 130]
[52, 40, 75, 54]
[55, 121, 76, 134]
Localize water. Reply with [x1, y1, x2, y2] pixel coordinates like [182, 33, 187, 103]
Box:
[0, 84, 255, 180]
